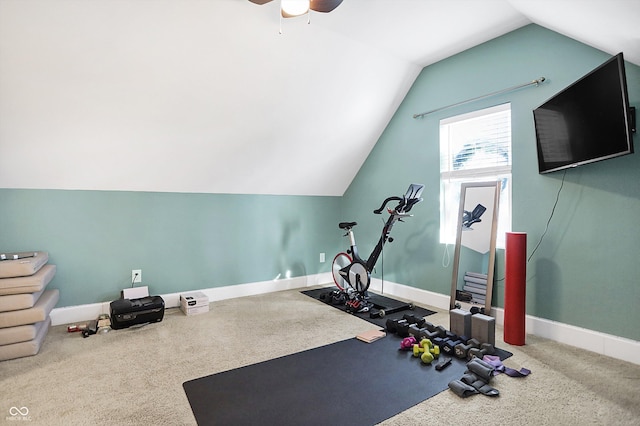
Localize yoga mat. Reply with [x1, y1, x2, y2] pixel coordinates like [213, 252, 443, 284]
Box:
[184, 334, 471, 426]
[301, 287, 436, 328]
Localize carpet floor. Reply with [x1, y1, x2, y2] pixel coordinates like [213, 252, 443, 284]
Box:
[1, 286, 638, 425]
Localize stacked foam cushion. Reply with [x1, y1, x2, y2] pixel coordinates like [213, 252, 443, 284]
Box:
[0, 252, 59, 361]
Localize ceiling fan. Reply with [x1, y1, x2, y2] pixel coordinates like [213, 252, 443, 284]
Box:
[249, 0, 343, 18]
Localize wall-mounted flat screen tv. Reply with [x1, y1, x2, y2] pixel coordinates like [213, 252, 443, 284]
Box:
[533, 52, 635, 174]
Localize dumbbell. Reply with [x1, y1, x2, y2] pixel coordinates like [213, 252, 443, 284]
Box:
[408, 324, 428, 340]
[387, 316, 424, 337]
[408, 323, 445, 339]
[432, 336, 447, 347]
[423, 341, 441, 365]
[444, 330, 458, 340]
[396, 321, 412, 337]
[429, 342, 441, 360]
[470, 306, 485, 315]
[423, 339, 440, 358]
[412, 339, 440, 364]
[387, 317, 419, 336]
[432, 332, 456, 347]
[412, 339, 430, 357]
[424, 323, 447, 339]
[441, 334, 473, 355]
[468, 343, 496, 359]
[420, 351, 434, 364]
[403, 313, 426, 328]
[385, 318, 408, 334]
[441, 337, 463, 356]
[454, 338, 480, 359]
[400, 336, 417, 351]
[431, 332, 458, 345]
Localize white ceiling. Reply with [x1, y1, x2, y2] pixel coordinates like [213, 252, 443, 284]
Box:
[0, 0, 638, 196]
[319, 0, 640, 67]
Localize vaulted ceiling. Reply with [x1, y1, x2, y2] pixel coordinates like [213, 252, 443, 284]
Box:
[0, 0, 638, 196]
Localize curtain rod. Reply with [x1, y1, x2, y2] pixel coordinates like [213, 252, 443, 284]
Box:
[412, 77, 546, 119]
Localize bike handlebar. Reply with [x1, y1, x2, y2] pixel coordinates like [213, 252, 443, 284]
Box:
[373, 184, 424, 215]
[373, 196, 403, 214]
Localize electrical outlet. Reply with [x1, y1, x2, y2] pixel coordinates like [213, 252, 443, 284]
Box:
[131, 269, 142, 284]
[319, 253, 325, 263]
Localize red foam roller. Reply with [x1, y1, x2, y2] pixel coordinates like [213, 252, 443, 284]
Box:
[504, 232, 527, 345]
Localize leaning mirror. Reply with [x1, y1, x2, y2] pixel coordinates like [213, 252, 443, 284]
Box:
[449, 181, 500, 313]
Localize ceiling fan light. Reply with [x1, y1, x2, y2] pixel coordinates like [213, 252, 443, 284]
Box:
[281, 0, 310, 17]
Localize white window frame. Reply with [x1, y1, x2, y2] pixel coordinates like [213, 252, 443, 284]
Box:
[439, 103, 512, 248]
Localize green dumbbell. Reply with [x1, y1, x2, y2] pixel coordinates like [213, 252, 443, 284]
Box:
[419, 339, 433, 349]
[412, 344, 425, 357]
[421, 351, 435, 364]
[412, 339, 432, 357]
[430, 344, 440, 359]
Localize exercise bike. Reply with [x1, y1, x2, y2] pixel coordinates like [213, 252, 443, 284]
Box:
[331, 184, 424, 315]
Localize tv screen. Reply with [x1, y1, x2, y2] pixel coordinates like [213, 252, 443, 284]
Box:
[533, 52, 634, 174]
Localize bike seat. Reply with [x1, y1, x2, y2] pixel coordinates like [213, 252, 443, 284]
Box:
[339, 221, 357, 229]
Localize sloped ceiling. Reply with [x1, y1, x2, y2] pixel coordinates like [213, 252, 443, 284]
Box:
[0, 0, 638, 196]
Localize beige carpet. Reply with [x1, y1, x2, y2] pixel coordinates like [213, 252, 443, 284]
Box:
[1, 286, 639, 425]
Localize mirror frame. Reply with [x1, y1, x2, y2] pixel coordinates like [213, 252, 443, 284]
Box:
[449, 181, 501, 313]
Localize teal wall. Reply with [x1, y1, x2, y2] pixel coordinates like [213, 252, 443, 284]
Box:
[1, 24, 638, 341]
[0, 189, 340, 306]
[343, 24, 640, 341]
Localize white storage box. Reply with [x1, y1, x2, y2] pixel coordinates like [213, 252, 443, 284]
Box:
[180, 292, 209, 316]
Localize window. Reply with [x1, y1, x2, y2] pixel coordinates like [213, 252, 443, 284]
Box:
[440, 103, 512, 248]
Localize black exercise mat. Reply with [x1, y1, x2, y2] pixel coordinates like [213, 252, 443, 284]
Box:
[301, 287, 436, 328]
[183, 334, 473, 426]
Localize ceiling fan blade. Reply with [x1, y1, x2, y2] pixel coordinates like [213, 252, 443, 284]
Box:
[309, 0, 343, 13]
[248, 0, 273, 5]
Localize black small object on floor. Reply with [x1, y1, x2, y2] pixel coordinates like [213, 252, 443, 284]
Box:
[301, 287, 436, 328]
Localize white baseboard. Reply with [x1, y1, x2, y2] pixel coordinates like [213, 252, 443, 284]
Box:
[49, 272, 333, 326]
[372, 279, 639, 366]
[50, 273, 639, 365]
